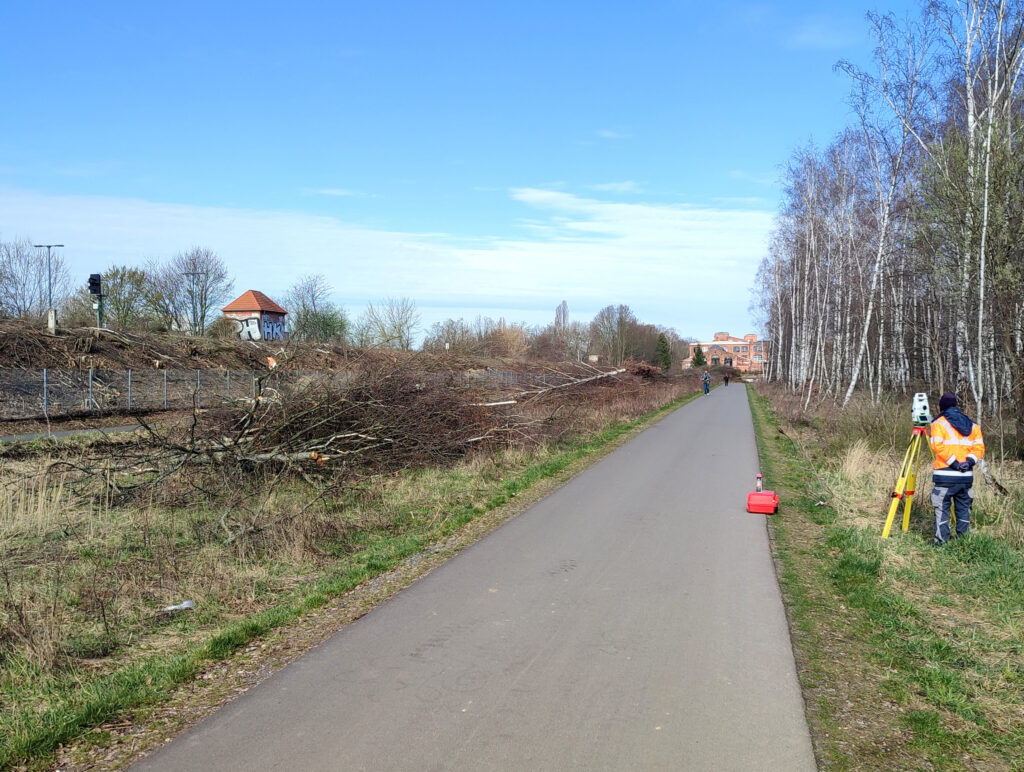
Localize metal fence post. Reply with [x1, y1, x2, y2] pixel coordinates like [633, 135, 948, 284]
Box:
[163, 370, 168, 409]
[128, 369, 132, 410]
[88, 368, 94, 411]
[43, 368, 48, 419]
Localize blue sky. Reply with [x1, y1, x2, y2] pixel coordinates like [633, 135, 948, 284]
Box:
[1, 0, 919, 341]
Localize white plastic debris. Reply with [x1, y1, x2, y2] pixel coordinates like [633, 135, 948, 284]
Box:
[160, 600, 196, 613]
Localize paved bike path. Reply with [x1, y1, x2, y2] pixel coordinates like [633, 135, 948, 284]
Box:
[134, 384, 816, 771]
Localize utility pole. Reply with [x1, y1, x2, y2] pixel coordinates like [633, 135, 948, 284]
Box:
[182, 271, 205, 335]
[34, 243, 64, 334]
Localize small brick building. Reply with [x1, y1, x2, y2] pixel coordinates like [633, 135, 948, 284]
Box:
[222, 290, 288, 341]
[685, 332, 767, 373]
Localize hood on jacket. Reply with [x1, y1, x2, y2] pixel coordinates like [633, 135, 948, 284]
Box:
[937, 406, 975, 437]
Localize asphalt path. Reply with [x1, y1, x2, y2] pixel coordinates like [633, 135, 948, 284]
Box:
[133, 383, 816, 771]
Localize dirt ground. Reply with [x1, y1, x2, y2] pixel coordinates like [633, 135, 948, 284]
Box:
[0, 410, 179, 440]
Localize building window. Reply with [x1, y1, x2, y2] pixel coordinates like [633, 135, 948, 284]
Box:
[711, 356, 720, 365]
[724, 357, 733, 366]
[742, 346, 748, 352]
[754, 354, 763, 362]
[733, 346, 739, 352]
[754, 345, 761, 351]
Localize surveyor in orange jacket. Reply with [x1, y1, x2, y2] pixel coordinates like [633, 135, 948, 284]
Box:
[930, 392, 985, 545]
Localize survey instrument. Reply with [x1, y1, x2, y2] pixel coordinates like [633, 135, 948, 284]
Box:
[882, 393, 931, 538]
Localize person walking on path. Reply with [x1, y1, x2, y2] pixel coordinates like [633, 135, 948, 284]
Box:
[930, 392, 985, 545]
[723, 373, 730, 386]
[702, 369, 711, 396]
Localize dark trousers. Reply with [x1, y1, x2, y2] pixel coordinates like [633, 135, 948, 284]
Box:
[931, 481, 973, 544]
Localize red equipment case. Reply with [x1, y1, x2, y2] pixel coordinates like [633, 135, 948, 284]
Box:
[746, 490, 779, 514]
[746, 473, 779, 514]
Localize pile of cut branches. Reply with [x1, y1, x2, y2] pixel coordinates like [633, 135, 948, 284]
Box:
[30, 360, 661, 509]
[125, 365, 493, 485]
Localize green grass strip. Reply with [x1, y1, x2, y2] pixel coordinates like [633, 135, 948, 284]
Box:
[746, 386, 1024, 768]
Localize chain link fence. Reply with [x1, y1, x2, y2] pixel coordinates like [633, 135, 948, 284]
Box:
[0, 368, 579, 421]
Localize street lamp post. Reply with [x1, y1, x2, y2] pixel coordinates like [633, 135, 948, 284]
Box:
[182, 271, 205, 335]
[32, 243, 64, 310]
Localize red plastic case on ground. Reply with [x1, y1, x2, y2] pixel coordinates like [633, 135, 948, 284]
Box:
[746, 490, 779, 514]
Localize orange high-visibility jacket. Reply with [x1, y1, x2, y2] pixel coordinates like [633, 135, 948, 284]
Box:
[930, 414, 985, 484]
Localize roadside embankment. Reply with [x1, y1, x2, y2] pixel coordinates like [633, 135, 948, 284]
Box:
[748, 384, 1024, 770]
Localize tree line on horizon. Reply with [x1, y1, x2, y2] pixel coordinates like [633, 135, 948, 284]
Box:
[0, 237, 690, 369]
[0, 239, 234, 336]
[421, 301, 685, 368]
[754, 0, 1024, 450]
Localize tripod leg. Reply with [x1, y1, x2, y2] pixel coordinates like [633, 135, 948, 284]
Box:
[901, 433, 922, 533]
[882, 439, 915, 538]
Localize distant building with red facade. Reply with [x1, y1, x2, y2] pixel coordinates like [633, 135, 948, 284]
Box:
[684, 332, 767, 373]
[222, 290, 288, 341]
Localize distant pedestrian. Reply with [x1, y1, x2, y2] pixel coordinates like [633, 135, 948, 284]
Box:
[930, 392, 985, 545]
[723, 374, 730, 386]
[702, 369, 711, 396]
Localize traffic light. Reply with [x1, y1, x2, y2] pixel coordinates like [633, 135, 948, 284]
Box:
[88, 274, 101, 295]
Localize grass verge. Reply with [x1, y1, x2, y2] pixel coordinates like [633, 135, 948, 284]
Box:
[748, 386, 1024, 771]
[1, 387, 700, 770]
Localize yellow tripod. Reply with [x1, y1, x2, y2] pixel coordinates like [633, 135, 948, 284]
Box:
[882, 427, 929, 538]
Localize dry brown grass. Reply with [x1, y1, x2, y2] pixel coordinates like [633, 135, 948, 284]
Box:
[818, 436, 1024, 547]
[820, 439, 894, 529]
[0, 470, 71, 538]
[757, 382, 1024, 547]
[976, 463, 1024, 547]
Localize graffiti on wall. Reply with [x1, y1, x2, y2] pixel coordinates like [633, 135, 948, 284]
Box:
[262, 318, 284, 340]
[234, 317, 262, 341]
[233, 316, 285, 342]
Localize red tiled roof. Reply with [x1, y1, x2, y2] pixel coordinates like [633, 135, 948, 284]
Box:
[222, 290, 287, 314]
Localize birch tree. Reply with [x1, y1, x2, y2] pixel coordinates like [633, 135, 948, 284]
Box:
[754, 0, 1024, 455]
[837, 11, 930, 406]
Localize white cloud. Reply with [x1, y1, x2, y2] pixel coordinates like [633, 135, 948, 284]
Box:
[596, 129, 631, 140]
[0, 185, 773, 339]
